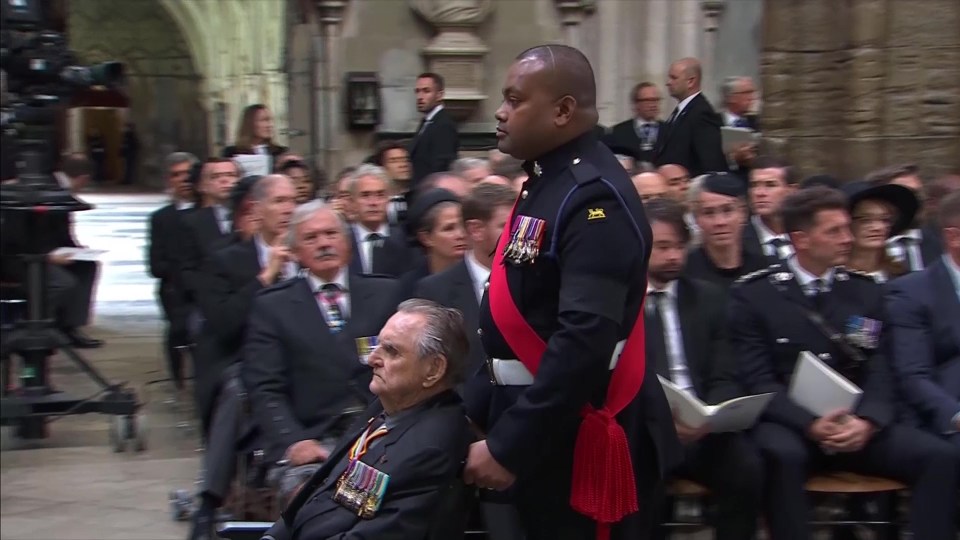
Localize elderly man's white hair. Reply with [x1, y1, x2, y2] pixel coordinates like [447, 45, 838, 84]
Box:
[346, 164, 389, 195]
[451, 158, 489, 176]
[285, 199, 351, 248]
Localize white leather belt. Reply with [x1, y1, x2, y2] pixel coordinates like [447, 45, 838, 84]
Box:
[487, 340, 626, 386]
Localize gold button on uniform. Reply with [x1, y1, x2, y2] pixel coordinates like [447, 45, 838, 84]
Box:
[572, 158, 581, 165]
[521, 190, 528, 199]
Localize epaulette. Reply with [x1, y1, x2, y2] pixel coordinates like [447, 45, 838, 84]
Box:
[837, 266, 875, 281]
[733, 263, 782, 286]
[569, 157, 602, 185]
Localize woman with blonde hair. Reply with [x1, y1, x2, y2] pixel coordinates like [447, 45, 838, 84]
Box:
[221, 104, 288, 171]
[841, 181, 919, 283]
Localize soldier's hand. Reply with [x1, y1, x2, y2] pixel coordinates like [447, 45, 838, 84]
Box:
[285, 439, 330, 466]
[673, 415, 710, 445]
[807, 409, 848, 443]
[463, 440, 515, 491]
[822, 416, 874, 453]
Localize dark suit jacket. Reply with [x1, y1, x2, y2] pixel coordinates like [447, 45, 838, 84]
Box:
[348, 224, 419, 278]
[651, 278, 741, 404]
[603, 118, 662, 165]
[414, 260, 485, 378]
[148, 203, 192, 318]
[242, 274, 400, 462]
[192, 239, 264, 425]
[267, 390, 472, 540]
[654, 93, 728, 176]
[885, 260, 960, 434]
[409, 108, 459, 188]
[178, 206, 231, 300]
[728, 265, 894, 435]
[0, 208, 82, 282]
[741, 219, 781, 264]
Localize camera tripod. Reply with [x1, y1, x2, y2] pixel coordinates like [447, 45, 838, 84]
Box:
[0, 181, 144, 452]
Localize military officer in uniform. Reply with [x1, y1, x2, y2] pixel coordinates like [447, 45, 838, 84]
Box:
[728, 186, 958, 540]
[462, 44, 680, 540]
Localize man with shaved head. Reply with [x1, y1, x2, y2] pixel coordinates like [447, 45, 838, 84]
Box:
[464, 44, 679, 540]
[653, 57, 727, 177]
[632, 171, 669, 203]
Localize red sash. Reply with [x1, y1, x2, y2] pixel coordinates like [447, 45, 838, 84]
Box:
[488, 202, 647, 540]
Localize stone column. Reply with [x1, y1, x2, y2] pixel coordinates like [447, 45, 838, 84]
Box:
[761, 0, 960, 179]
[555, 0, 593, 50]
[315, 0, 349, 176]
[700, 1, 725, 104]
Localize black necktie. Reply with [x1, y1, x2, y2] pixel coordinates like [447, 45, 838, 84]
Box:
[645, 291, 670, 378]
[366, 232, 384, 273]
[809, 279, 825, 311]
[318, 283, 346, 332]
[666, 107, 680, 124]
[768, 237, 788, 260]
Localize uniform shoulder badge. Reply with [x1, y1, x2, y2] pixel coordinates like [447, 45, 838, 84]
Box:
[587, 208, 606, 220]
[733, 263, 783, 287]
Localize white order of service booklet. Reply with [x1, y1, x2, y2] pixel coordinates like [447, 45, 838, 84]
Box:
[658, 376, 773, 432]
[788, 350, 863, 417]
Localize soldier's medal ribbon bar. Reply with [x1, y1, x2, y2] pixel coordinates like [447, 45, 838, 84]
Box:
[503, 215, 546, 265]
[333, 459, 391, 519]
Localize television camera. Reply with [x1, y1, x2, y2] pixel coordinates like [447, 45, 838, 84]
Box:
[0, 0, 144, 452]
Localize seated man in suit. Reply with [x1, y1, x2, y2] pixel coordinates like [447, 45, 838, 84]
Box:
[347, 164, 418, 277]
[643, 199, 762, 540]
[744, 155, 797, 262]
[886, 191, 960, 448]
[261, 298, 472, 540]
[243, 200, 401, 504]
[653, 58, 727, 177]
[729, 187, 958, 540]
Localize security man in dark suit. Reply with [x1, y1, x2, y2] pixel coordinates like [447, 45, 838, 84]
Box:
[886, 191, 960, 448]
[643, 198, 762, 540]
[728, 186, 958, 540]
[409, 72, 460, 191]
[462, 44, 679, 540]
[261, 299, 472, 540]
[147, 152, 198, 391]
[653, 58, 727, 177]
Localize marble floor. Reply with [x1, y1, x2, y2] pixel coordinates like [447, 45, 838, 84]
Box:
[1, 193, 199, 540]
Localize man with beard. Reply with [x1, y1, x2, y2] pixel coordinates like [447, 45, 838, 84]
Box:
[684, 173, 768, 290]
[463, 44, 678, 540]
[643, 198, 762, 540]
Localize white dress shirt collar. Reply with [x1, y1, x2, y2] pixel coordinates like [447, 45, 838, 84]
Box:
[787, 256, 835, 293]
[424, 104, 444, 123]
[675, 92, 701, 117]
[307, 268, 349, 293]
[464, 251, 491, 303]
[647, 279, 679, 299]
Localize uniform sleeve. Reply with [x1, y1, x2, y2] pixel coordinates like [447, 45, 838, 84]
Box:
[486, 187, 638, 475]
[727, 283, 817, 434]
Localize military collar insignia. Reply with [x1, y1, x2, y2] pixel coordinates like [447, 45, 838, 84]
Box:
[771, 271, 794, 282]
[835, 269, 849, 282]
[533, 161, 543, 177]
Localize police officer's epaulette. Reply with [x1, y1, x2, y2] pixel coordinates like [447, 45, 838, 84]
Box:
[257, 277, 300, 296]
[733, 263, 782, 287]
[837, 266, 874, 281]
[569, 157, 602, 185]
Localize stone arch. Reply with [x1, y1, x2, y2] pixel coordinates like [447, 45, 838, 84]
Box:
[157, 0, 290, 154]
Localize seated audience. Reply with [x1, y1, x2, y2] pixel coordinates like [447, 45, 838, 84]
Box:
[418, 171, 471, 198]
[868, 164, 942, 271]
[729, 187, 958, 540]
[744, 156, 796, 262]
[398, 188, 466, 298]
[644, 199, 762, 540]
[243, 200, 400, 502]
[451, 157, 492, 185]
[631, 171, 669, 203]
[278, 160, 317, 204]
[262, 299, 472, 540]
[886, 191, 960, 449]
[656, 163, 691, 204]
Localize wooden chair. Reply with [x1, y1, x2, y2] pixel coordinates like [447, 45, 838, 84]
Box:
[805, 472, 906, 539]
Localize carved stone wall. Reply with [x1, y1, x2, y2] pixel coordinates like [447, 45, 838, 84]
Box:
[68, 0, 207, 186]
[761, 0, 960, 179]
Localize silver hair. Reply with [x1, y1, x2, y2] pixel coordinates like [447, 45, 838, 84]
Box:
[451, 157, 488, 176]
[285, 199, 351, 248]
[251, 174, 292, 203]
[720, 76, 748, 103]
[396, 299, 469, 386]
[346, 164, 389, 196]
[164, 152, 198, 172]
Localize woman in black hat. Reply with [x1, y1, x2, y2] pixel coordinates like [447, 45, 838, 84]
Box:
[397, 188, 468, 297]
[842, 181, 919, 283]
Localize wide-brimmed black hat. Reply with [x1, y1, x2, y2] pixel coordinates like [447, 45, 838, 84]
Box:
[405, 188, 461, 246]
[841, 181, 918, 237]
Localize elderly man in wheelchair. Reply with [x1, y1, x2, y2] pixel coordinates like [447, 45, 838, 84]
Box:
[220, 299, 473, 540]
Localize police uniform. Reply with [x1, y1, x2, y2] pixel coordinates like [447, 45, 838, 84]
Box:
[469, 131, 680, 540]
[728, 261, 959, 540]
